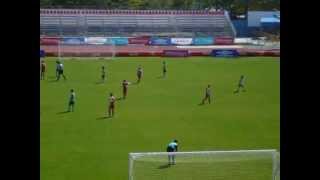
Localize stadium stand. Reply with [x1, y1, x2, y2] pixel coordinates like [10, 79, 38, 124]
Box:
[40, 9, 236, 37]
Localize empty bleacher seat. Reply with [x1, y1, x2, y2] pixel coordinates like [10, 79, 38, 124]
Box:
[40, 9, 235, 37]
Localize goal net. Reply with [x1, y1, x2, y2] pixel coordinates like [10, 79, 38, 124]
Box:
[129, 149, 280, 180]
[57, 37, 116, 61]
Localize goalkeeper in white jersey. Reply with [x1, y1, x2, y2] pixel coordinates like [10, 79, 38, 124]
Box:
[166, 139, 178, 165]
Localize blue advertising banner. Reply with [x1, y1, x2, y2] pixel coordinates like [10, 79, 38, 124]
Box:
[104, 37, 128, 45]
[62, 37, 85, 45]
[40, 49, 45, 58]
[211, 49, 239, 57]
[149, 37, 171, 45]
[193, 37, 214, 45]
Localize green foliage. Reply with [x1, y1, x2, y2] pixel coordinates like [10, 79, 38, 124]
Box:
[40, 0, 280, 12]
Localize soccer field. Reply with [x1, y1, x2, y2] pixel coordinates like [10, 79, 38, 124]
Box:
[40, 57, 280, 180]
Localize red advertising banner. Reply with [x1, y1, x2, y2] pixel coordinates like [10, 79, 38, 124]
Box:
[163, 50, 189, 57]
[214, 36, 234, 45]
[128, 37, 150, 45]
[40, 37, 60, 45]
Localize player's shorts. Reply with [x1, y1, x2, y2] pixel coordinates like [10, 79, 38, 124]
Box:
[109, 104, 115, 109]
[167, 147, 174, 152]
[123, 88, 127, 94]
[163, 69, 167, 73]
[69, 101, 75, 105]
[205, 94, 211, 98]
[58, 70, 64, 74]
[238, 84, 244, 88]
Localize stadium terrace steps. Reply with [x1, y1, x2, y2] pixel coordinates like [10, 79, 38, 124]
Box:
[40, 9, 235, 37]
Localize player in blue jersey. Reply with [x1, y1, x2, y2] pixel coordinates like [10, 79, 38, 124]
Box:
[166, 139, 178, 165]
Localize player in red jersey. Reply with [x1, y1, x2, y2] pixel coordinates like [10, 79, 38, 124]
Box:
[108, 93, 116, 117]
[201, 84, 212, 105]
[136, 65, 143, 83]
[40, 60, 46, 80]
[122, 80, 131, 99]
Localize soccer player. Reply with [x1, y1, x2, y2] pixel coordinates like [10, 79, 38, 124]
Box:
[162, 61, 167, 78]
[55, 60, 60, 78]
[136, 65, 143, 83]
[234, 75, 246, 93]
[68, 89, 76, 112]
[40, 60, 46, 80]
[108, 93, 116, 117]
[201, 85, 212, 105]
[101, 65, 106, 83]
[167, 139, 178, 165]
[122, 80, 131, 99]
[56, 61, 67, 81]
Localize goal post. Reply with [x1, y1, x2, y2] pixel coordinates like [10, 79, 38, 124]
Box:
[56, 36, 116, 61]
[129, 149, 280, 180]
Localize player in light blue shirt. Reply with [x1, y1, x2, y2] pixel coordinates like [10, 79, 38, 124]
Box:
[166, 139, 178, 165]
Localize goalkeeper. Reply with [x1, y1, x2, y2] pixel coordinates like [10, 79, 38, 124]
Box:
[166, 139, 178, 165]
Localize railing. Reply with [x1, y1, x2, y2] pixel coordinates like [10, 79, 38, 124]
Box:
[40, 9, 225, 15]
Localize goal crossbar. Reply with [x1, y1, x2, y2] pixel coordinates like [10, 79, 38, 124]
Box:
[130, 149, 277, 158]
[129, 149, 280, 180]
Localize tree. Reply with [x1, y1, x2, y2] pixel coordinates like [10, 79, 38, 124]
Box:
[128, 0, 145, 9]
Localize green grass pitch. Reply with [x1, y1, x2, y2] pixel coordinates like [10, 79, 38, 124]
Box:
[40, 57, 279, 180]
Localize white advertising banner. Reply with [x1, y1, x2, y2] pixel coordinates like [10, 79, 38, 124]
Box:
[170, 38, 193, 45]
[85, 37, 106, 45]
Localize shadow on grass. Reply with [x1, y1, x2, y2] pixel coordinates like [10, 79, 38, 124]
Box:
[156, 76, 165, 79]
[158, 164, 171, 169]
[132, 82, 140, 85]
[47, 76, 57, 79]
[96, 81, 105, 85]
[57, 111, 70, 114]
[48, 79, 58, 83]
[96, 116, 112, 120]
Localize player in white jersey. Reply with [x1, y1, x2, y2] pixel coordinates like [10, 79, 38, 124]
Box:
[108, 93, 116, 117]
[234, 75, 246, 93]
[56, 61, 67, 81]
[201, 85, 212, 105]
